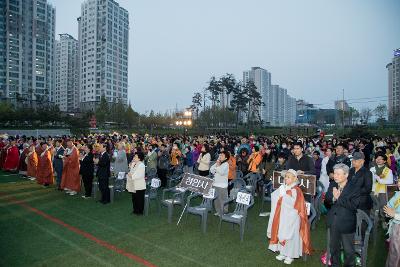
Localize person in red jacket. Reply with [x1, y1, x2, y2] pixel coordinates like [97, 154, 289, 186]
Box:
[3, 138, 19, 172]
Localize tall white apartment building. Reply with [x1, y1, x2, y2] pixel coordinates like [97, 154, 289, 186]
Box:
[388, 48, 400, 121]
[243, 67, 272, 124]
[78, 0, 129, 111]
[0, 0, 55, 104]
[55, 34, 79, 112]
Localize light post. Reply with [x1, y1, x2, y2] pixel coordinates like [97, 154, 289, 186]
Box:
[175, 108, 193, 135]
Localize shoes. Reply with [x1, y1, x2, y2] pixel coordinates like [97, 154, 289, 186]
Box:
[68, 191, 77, 196]
[284, 257, 293, 265]
[276, 254, 286, 261]
[82, 195, 91, 199]
[214, 212, 219, 216]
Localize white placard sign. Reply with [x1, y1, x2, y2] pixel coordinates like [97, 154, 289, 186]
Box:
[117, 172, 125, 180]
[151, 178, 161, 188]
[305, 202, 311, 216]
[203, 188, 215, 199]
[236, 192, 251, 205]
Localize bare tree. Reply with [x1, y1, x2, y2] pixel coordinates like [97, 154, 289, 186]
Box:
[374, 104, 387, 120]
[360, 107, 373, 124]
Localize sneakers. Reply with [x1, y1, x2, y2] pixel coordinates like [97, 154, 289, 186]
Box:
[275, 254, 293, 265]
[276, 254, 286, 261]
[284, 258, 293, 265]
[81, 195, 91, 199]
[68, 191, 77, 196]
[214, 212, 219, 216]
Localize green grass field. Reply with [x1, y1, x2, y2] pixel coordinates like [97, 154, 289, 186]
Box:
[0, 171, 386, 267]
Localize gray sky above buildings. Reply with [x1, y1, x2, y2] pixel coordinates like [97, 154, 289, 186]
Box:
[51, 0, 400, 113]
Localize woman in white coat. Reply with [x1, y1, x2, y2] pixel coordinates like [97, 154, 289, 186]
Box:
[210, 151, 230, 216]
[126, 152, 146, 215]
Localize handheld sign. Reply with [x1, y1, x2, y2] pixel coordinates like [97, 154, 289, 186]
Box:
[272, 171, 316, 195]
[150, 178, 161, 188]
[203, 188, 215, 199]
[236, 192, 251, 205]
[117, 172, 125, 180]
[178, 173, 214, 195]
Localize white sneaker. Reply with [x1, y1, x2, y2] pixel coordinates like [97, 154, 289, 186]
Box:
[214, 212, 219, 216]
[276, 254, 285, 261]
[69, 191, 77, 196]
[284, 257, 293, 265]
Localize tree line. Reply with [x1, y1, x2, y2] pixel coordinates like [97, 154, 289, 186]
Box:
[190, 73, 264, 129]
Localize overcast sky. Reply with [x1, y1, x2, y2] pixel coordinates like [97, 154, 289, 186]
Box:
[51, 0, 400, 113]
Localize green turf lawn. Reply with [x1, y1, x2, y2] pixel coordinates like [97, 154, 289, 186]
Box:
[0, 171, 387, 267]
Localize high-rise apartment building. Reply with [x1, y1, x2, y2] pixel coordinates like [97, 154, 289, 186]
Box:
[78, 0, 129, 111]
[55, 34, 79, 112]
[388, 48, 400, 121]
[0, 0, 56, 104]
[243, 67, 296, 126]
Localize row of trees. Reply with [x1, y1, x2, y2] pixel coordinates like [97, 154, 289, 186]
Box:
[190, 73, 264, 129]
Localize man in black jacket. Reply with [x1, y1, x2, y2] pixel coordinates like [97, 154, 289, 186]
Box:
[95, 143, 110, 204]
[285, 142, 316, 175]
[325, 163, 360, 267]
[348, 152, 372, 214]
[80, 144, 94, 199]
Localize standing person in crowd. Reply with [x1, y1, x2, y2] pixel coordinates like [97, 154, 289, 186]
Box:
[384, 178, 400, 267]
[286, 142, 316, 175]
[236, 148, 250, 176]
[26, 144, 38, 180]
[227, 150, 236, 195]
[170, 143, 181, 169]
[327, 143, 351, 181]
[157, 144, 170, 187]
[3, 137, 19, 172]
[349, 152, 372, 215]
[95, 143, 111, 204]
[325, 164, 360, 267]
[126, 152, 146, 215]
[182, 146, 194, 174]
[144, 144, 158, 171]
[61, 140, 80, 196]
[275, 152, 287, 172]
[210, 151, 230, 216]
[197, 144, 211, 177]
[18, 143, 29, 176]
[313, 151, 322, 180]
[248, 145, 262, 174]
[319, 148, 333, 192]
[36, 142, 54, 187]
[53, 139, 65, 190]
[371, 152, 394, 225]
[114, 142, 129, 175]
[267, 169, 312, 265]
[80, 144, 94, 199]
[386, 146, 397, 176]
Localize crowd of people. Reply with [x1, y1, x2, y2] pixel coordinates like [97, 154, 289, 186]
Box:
[1, 132, 400, 266]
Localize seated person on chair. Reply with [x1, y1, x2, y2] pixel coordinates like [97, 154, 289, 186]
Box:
[267, 169, 312, 265]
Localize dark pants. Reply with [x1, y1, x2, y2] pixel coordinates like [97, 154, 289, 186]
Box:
[82, 174, 93, 197]
[54, 165, 63, 187]
[98, 177, 110, 203]
[330, 228, 355, 267]
[157, 168, 167, 187]
[198, 170, 209, 177]
[132, 190, 145, 214]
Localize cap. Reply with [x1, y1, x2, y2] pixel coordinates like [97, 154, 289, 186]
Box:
[352, 152, 365, 160]
[283, 169, 298, 178]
